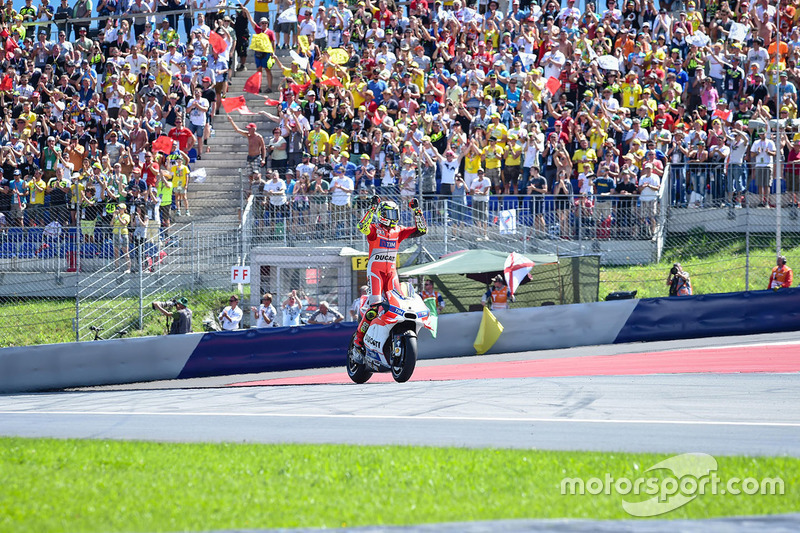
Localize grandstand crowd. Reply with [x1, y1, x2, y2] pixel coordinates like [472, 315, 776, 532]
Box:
[0, 0, 799, 248]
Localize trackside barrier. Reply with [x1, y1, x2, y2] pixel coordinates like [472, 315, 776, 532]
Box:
[3, 288, 800, 393]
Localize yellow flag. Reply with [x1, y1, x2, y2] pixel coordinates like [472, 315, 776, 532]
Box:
[473, 307, 504, 355]
[298, 35, 309, 54]
[327, 47, 350, 65]
[250, 33, 274, 54]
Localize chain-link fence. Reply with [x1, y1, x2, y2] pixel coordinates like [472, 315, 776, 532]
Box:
[0, 220, 247, 346]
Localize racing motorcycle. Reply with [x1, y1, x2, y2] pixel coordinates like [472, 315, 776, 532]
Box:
[347, 281, 433, 383]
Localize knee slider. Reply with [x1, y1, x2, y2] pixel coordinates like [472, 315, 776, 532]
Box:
[364, 308, 378, 321]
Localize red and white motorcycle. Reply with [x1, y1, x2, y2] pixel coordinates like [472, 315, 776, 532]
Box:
[347, 282, 434, 383]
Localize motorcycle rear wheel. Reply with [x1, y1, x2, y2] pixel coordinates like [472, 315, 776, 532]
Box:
[347, 334, 373, 384]
[391, 333, 417, 383]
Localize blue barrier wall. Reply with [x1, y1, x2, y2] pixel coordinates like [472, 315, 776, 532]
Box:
[177, 323, 353, 379]
[614, 288, 800, 344]
[3, 288, 800, 393]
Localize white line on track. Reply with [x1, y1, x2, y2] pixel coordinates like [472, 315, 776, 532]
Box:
[1, 410, 800, 427]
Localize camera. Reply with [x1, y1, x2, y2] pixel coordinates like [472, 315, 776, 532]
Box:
[152, 296, 180, 310]
[670, 266, 678, 275]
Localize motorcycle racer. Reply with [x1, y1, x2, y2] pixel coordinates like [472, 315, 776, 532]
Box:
[353, 195, 427, 354]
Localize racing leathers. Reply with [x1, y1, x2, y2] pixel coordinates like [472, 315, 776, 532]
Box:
[354, 200, 427, 348]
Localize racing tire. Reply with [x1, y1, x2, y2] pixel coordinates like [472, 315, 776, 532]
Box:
[347, 334, 372, 384]
[391, 333, 417, 383]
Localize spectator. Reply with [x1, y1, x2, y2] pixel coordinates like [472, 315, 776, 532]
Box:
[307, 301, 344, 324]
[252, 293, 278, 328]
[349, 284, 369, 321]
[282, 289, 303, 326]
[218, 295, 243, 330]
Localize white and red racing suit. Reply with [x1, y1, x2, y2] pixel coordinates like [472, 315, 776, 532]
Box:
[354, 203, 427, 346]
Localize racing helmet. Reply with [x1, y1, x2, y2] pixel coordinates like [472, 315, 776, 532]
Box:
[377, 200, 399, 228]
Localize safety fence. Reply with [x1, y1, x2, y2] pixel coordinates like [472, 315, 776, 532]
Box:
[0, 221, 246, 344]
[668, 161, 800, 209]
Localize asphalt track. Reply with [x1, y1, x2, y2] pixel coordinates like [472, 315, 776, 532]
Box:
[1, 331, 799, 532]
[0, 331, 799, 457]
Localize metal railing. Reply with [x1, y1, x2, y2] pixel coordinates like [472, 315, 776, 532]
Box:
[668, 161, 800, 208]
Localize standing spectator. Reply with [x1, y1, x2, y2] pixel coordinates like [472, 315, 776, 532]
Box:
[229, 117, 266, 178]
[307, 301, 344, 324]
[349, 285, 369, 321]
[251, 293, 278, 328]
[282, 290, 303, 326]
[112, 202, 131, 273]
[751, 129, 776, 207]
[471, 168, 492, 240]
[329, 164, 354, 232]
[638, 163, 660, 238]
[186, 87, 209, 159]
[264, 170, 288, 235]
[219, 295, 243, 330]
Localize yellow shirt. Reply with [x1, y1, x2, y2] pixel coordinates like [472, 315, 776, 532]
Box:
[307, 129, 329, 156]
[329, 132, 350, 152]
[464, 152, 482, 174]
[572, 148, 597, 174]
[350, 81, 367, 109]
[171, 164, 189, 189]
[588, 129, 608, 152]
[120, 73, 138, 95]
[112, 212, 131, 236]
[486, 123, 508, 148]
[29, 178, 46, 205]
[619, 82, 641, 109]
[504, 143, 522, 166]
[482, 145, 504, 169]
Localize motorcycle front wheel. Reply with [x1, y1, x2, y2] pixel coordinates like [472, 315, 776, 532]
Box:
[347, 334, 373, 384]
[391, 333, 417, 383]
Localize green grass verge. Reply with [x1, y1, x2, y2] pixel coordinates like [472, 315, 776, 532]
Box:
[600, 232, 799, 300]
[0, 438, 796, 532]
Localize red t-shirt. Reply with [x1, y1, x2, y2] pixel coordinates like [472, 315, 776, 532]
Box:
[143, 162, 160, 188]
[168, 127, 194, 153]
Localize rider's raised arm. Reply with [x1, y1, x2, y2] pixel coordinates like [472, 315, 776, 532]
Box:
[357, 205, 376, 236]
[357, 195, 381, 236]
[401, 198, 427, 239]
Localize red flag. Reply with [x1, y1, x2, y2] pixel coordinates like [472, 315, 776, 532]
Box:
[5, 37, 17, 60]
[221, 95, 247, 113]
[263, 98, 281, 106]
[0, 74, 12, 92]
[545, 76, 561, 95]
[321, 78, 343, 87]
[313, 60, 323, 78]
[152, 135, 174, 155]
[243, 71, 262, 94]
[236, 105, 255, 115]
[290, 82, 311, 95]
[208, 31, 228, 56]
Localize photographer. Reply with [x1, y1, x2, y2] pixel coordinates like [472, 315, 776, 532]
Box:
[153, 297, 193, 334]
[667, 263, 693, 297]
